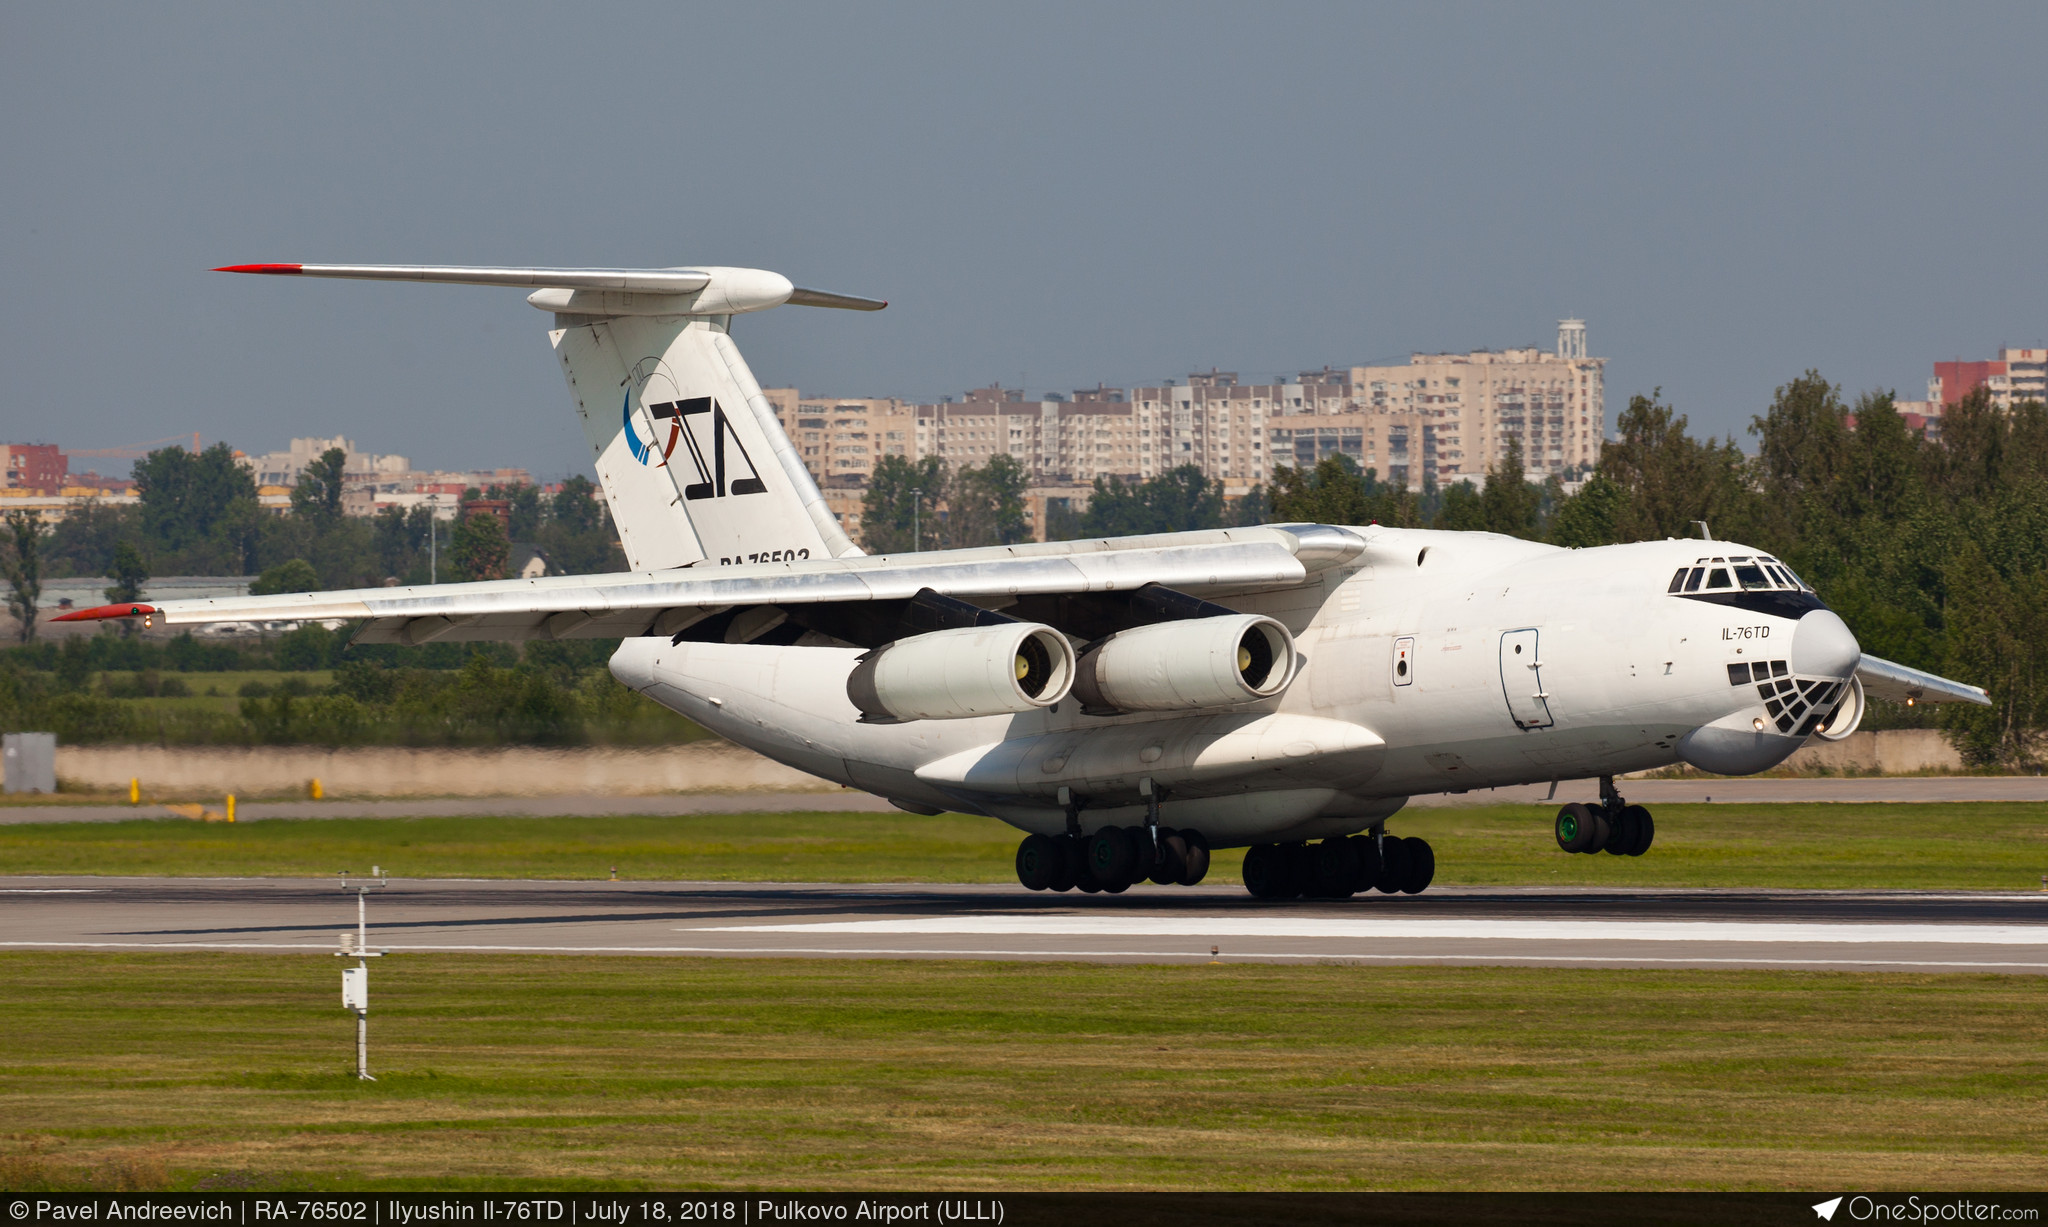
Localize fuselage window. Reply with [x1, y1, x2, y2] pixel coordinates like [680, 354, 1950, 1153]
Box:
[1735, 564, 1769, 589]
[1705, 568, 1731, 589]
[1683, 567, 1705, 592]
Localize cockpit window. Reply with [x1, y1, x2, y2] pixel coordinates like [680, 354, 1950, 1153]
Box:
[1668, 568, 1688, 593]
[1735, 563, 1770, 589]
[1683, 567, 1705, 592]
[1705, 567, 1731, 589]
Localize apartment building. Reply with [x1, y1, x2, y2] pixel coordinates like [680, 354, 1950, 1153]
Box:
[0, 443, 68, 494]
[247, 436, 412, 487]
[1930, 347, 2048, 411]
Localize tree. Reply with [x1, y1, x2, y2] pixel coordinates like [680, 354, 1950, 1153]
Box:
[288, 447, 347, 527]
[2, 509, 45, 642]
[373, 504, 433, 581]
[537, 477, 621, 575]
[250, 557, 320, 595]
[945, 455, 1032, 548]
[1478, 437, 1544, 539]
[104, 542, 149, 639]
[1432, 480, 1484, 531]
[44, 499, 142, 579]
[133, 443, 259, 557]
[1548, 471, 1626, 548]
[1066, 465, 1225, 539]
[861, 454, 948, 553]
[1266, 454, 1420, 527]
[451, 512, 509, 581]
[1598, 391, 1761, 543]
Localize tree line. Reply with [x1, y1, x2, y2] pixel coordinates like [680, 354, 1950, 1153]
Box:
[1, 444, 626, 638]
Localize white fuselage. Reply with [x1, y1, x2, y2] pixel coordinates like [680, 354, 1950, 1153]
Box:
[610, 527, 1860, 847]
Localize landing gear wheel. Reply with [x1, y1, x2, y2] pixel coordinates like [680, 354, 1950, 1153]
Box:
[1127, 825, 1160, 884]
[1088, 827, 1136, 888]
[1400, 838, 1436, 894]
[1280, 843, 1312, 899]
[1555, 803, 1600, 854]
[1603, 808, 1637, 856]
[1177, 830, 1211, 886]
[1151, 831, 1189, 885]
[1311, 837, 1361, 898]
[1376, 836, 1411, 894]
[1624, 806, 1654, 856]
[1349, 835, 1383, 894]
[1048, 835, 1079, 892]
[1015, 834, 1060, 890]
[1242, 843, 1284, 898]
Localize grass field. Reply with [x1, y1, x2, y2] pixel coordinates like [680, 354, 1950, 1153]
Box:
[0, 953, 2042, 1191]
[3, 802, 2045, 890]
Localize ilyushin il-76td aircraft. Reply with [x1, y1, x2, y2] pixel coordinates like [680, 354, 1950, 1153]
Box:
[63, 262, 1992, 899]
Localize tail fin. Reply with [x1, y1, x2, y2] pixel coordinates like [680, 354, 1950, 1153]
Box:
[215, 262, 882, 569]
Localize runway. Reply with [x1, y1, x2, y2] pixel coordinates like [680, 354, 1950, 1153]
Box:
[5, 875, 2046, 973]
[5, 775, 2046, 824]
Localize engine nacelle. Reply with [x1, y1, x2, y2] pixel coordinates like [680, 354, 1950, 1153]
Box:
[846, 623, 1074, 722]
[1813, 675, 1866, 741]
[1071, 614, 1295, 714]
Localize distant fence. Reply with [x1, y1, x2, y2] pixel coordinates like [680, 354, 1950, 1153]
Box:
[52, 740, 836, 797]
[1780, 729, 1962, 775]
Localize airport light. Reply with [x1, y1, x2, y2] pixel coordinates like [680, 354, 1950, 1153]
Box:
[337, 867, 389, 1080]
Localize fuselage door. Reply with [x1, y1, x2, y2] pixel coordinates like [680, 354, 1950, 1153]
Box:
[1499, 628, 1553, 729]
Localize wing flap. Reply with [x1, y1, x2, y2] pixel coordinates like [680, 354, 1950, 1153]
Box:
[1856, 654, 1991, 706]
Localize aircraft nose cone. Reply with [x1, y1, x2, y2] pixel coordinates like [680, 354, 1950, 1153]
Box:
[1791, 609, 1861, 680]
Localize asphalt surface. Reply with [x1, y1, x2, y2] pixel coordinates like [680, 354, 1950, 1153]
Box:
[5, 776, 2046, 824]
[5, 876, 2045, 973]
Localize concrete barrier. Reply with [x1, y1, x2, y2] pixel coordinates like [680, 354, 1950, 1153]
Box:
[53, 741, 838, 797]
[1780, 728, 1963, 775]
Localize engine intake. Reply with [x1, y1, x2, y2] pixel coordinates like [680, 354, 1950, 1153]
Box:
[847, 623, 1075, 722]
[1071, 614, 1295, 714]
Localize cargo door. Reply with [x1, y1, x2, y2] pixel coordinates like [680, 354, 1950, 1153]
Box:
[1498, 628, 1553, 729]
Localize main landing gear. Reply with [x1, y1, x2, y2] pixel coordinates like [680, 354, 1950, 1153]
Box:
[1242, 833, 1434, 898]
[1555, 776, 1655, 857]
[1015, 827, 1212, 892]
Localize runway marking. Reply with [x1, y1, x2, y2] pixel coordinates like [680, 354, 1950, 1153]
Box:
[693, 916, 2048, 946]
[0, 888, 101, 893]
[2, 939, 2047, 970]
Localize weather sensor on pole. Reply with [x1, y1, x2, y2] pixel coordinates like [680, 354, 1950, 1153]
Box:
[337, 867, 388, 1080]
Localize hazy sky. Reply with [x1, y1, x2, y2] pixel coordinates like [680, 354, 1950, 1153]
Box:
[5, 3, 2043, 478]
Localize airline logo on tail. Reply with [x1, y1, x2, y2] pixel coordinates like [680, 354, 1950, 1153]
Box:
[622, 389, 767, 499]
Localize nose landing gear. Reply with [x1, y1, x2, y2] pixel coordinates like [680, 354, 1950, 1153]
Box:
[1555, 776, 1654, 857]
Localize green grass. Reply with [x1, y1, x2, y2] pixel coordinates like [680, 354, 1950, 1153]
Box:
[0, 953, 2042, 1191]
[2, 803, 2046, 890]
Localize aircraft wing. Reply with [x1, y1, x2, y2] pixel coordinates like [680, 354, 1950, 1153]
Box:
[1855, 654, 1991, 707]
[55, 525, 1361, 646]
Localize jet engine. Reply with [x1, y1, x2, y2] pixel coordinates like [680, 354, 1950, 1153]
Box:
[847, 623, 1075, 722]
[1812, 675, 1866, 741]
[1070, 614, 1295, 714]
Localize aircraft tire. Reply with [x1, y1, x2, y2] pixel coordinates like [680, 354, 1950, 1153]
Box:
[1349, 835, 1383, 893]
[1015, 834, 1060, 890]
[1401, 838, 1436, 894]
[1127, 826, 1160, 883]
[1089, 827, 1137, 888]
[1151, 831, 1189, 885]
[1048, 835, 1079, 892]
[1177, 831, 1211, 886]
[1311, 837, 1360, 898]
[1241, 843, 1284, 898]
[1603, 809, 1637, 855]
[1376, 836, 1411, 893]
[1281, 842, 1313, 899]
[1625, 806, 1655, 856]
[1555, 803, 1600, 854]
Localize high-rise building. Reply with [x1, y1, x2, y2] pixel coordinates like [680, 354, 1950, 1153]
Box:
[1930, 348, 2047, 411]
[0, 444, 67, 494]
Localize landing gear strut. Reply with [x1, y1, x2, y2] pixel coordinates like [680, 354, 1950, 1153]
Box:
[1555, 776, 1654, 857]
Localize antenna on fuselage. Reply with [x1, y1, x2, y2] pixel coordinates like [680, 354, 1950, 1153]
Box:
[1693, 521, 1714, 540]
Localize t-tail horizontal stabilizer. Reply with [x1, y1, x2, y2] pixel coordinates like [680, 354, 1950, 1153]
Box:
[214, 261, 880, 570]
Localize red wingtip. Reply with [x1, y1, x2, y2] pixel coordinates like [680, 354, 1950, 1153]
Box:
[53, 603, 157, 623]
[214, 263, 303, 274]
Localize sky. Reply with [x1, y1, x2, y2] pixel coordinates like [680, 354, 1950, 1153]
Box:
[4, 3, 2044, 478]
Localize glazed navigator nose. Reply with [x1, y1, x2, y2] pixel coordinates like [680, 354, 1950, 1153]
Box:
[1791, 609, 1861, 680]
